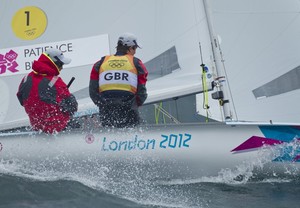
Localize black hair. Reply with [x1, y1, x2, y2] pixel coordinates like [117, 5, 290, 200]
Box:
[116, 41, 131, 53]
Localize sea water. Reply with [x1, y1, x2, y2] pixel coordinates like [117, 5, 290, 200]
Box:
[0, 152, 300, 208]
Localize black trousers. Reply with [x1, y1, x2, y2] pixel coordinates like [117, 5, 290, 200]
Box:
[99, 103, 140, 128]
[97, 91, 141, 128]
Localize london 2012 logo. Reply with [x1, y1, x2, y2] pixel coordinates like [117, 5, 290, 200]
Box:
[84, 133, 192, 152]
[0, 50, 19, 75]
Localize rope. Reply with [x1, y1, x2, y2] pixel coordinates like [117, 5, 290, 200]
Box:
[201, 64, 210, 122]
[155, 102, 166, 124]
[154, 103, 180, 124]
[199, 42, 210, 122]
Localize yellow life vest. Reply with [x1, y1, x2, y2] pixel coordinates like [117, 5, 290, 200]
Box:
[99, 55, 138, 93]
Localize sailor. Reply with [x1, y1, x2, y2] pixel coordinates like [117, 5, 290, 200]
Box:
[17, 48, 78, 134]
[89, 33, 148, 128]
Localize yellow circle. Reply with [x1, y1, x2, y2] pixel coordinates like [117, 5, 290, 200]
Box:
[11, 6, 47, 40]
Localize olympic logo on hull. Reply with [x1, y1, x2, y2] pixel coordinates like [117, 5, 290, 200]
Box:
[85, 134, 95, 144]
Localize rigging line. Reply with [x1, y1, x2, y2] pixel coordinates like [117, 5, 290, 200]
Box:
[202, 71, 210, 122]
[154, 104, 160, 124]
[217, 43, 238, 121]
[194, 0, 212, 121]
[193, 0, 202, 44]
[199, 42, 210, 122]
[154, 102, 166, 124]
[154, 104, 180, 124]
[161, 102, 166, 124]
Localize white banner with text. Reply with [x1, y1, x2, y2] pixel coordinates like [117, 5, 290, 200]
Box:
[0, 34, 110, 76]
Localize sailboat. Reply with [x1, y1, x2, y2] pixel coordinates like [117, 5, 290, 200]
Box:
[0, 0, 300, 179]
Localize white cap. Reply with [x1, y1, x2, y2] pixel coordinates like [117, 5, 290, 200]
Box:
[45, 48, 71, 65]
[118, 33, 141, 48]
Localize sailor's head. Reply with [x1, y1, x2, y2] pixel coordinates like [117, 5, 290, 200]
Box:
[117, 33, 141, 48]
[45, 48, 71, 69]
[117, 33, 141, 55]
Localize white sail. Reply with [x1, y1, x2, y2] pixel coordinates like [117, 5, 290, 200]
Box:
[0, 0, 217, 130]
[208, 0, 300, 123]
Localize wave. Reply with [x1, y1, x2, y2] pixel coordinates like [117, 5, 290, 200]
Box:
[0, 173, 152, 208]
[0, 159, 203, 208]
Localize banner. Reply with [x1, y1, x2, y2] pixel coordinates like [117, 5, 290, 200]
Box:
[0, 34, 110, 76]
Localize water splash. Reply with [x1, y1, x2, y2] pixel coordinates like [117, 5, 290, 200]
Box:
[0, 155, 202, 208]
[157, 140, 300, 187]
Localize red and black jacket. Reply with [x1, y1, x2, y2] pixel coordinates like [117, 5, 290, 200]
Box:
[17, 53, 78, 133]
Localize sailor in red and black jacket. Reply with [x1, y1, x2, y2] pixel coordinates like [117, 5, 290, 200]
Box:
[89, 33, 148, 128]
[17, 48, 78, 134]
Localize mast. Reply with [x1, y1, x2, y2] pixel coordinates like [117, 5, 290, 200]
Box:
[202, 0, 232, 120]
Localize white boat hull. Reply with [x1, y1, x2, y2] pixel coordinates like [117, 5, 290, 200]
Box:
[0, 123, 299, 180]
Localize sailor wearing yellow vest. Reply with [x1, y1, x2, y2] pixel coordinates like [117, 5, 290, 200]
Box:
[89, 33, 148, 128]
